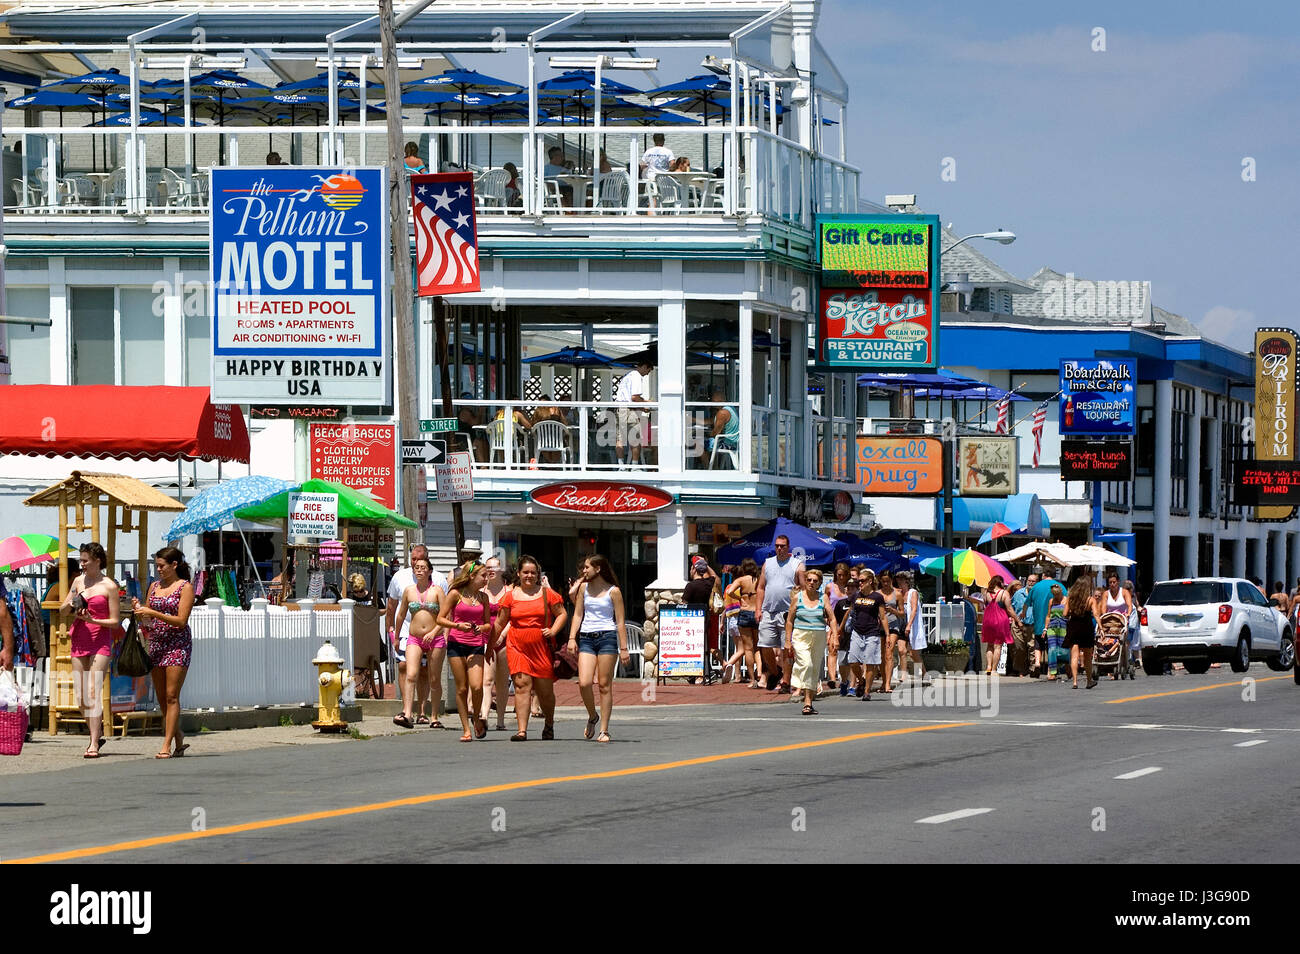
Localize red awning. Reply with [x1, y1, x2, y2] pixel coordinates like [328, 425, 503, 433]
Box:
[0, 386, 250, 463]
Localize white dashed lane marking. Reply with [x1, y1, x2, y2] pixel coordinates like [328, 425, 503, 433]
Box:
[1114, 766, 1163, 780]
[1233, 739, 1269, 748]
[915, 808, 994, 824]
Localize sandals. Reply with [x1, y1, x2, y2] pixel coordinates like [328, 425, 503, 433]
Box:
[509, 731, 528, 742]
[474, 718, 488, 740]
[429, 720, 444, 729]
[84, 746, 102, 759]
[541, 724, 554, 741]
[173, 743, 190, 757]
[584, 714, 600, 740]
[596, 731, 611, 743]
[801, 704, 818, 716]
[393, 714, 414, 729]
[459, 732, 473, 742]
[152, 751, 170, 759]
[415, 715, 431, 725]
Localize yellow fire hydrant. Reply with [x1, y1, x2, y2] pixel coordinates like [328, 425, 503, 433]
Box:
[311, 640, 352, 733]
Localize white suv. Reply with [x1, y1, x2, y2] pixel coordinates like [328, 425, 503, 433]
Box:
[1139, 578, 1294, 677]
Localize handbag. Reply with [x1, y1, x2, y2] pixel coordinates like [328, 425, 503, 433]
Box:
[545, 587, 579, 680]
[117, 617, 153, 678]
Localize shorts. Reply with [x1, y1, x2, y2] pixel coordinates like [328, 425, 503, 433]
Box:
[406, 631, 446, 655]
[706, 437, 737, 452]
[446, 638, 485, 659]
[847, 632, 881, 666]
[757, 611, 786, 649]
[736, 609, 757, 629]
[578, 630, 619, 656]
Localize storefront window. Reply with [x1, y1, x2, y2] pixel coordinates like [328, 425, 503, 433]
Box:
[71, 287, 114, 385]
[5, 287, 50, 384]
[120, 288, 164, 386]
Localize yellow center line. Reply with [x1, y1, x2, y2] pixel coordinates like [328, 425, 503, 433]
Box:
[5, 722, 973, 865]
[1106, 675, 1291, 704]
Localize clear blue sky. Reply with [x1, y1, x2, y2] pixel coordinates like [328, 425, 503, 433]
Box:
[819, 0, 1300, 347]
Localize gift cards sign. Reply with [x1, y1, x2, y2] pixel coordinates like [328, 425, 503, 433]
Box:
[816, 214, 940, 370]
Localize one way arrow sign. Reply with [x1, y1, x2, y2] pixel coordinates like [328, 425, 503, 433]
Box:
[402, 439, 446, 465]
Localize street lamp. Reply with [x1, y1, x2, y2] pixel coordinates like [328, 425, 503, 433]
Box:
[939, 229, 1017, 603]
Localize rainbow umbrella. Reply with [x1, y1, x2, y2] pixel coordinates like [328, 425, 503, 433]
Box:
[919, 548, 1015, 588]
[0, 534, 77, 572]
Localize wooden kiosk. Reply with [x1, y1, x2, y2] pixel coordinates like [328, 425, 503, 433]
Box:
[24, 472, 185, 736]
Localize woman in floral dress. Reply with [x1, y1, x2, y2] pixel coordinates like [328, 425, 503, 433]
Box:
[132, 547, 195, 759]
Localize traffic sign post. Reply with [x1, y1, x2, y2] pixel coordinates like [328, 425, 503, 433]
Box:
[402, 438, 446, 466]
[419, 418, 458, 433]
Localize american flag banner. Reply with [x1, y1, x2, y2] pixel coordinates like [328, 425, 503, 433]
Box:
[1031, 401, 1048, 466]
[995, 397, 1010, 434]
[411, 172, 480, 296]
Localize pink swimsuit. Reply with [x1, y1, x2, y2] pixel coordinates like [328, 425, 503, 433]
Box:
[69, 593, 113, 658]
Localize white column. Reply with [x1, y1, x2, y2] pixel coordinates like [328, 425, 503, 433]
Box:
[1290, 531, 1300, 591]
[657, 270, 685, 475]
[47, 258, 68, 384]
[1248, 532, 1265, 583]
[162, 257, 184, 385]
[1233, 522, 1248, 579]
[653, 507, 688, 589]
[1271, 531, 1286, 591]
[739, 299, 753, 474]
[1152, 379, 1173, 582]
[1184, 391, 1201, 577]
[480, 516, 496, 560]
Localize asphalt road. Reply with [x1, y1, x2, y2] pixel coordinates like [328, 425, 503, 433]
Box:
[5, 669, 1298, 864]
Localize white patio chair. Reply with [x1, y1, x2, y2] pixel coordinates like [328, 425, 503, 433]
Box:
[485, 417, 528, 465]
[621, 622, 645, 677]
[475, 168, 510, 209]
[709, 440, 739, 470]
[594, 170, 630, 211]
[11, 178, 42, 211]
[649, 174, 686, 212]
[530, 419, 571, 464]
[161, 167, 196, 209]
[542, 178, 564, 210]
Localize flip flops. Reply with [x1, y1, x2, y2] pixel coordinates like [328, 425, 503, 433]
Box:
[393, 714, 414, 728]
[584, 714, 600, 740]
[541, 724, 555, 741]
[801, 704, 818, 716]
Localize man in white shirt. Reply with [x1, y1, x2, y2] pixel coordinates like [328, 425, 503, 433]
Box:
[385, 543, 450, 723]
[543, 146, 574, 206]
[639, 133, 673, 178]
[614, 360, 654, 465]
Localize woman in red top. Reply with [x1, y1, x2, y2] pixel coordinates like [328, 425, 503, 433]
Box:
[493, 556, 567, 741]
[981, 575, 1015, 675]
[60, 542, 121, 759]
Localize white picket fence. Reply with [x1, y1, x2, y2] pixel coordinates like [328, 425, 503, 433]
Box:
[185, 598, 356, 711]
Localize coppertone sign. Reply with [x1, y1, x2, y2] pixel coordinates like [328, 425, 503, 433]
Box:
[958, 435, 1018, 497]
[1254, 328, 1298, 520]
[530, 481, 673, 515]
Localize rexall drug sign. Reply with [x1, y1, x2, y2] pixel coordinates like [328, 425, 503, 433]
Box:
[209, 166, 389, 405]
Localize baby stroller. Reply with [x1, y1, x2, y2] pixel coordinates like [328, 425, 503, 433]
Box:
[1093, 611, 1134, 680]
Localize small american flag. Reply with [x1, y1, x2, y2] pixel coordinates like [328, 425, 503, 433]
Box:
[1031, 401, 1048, 466]
[995, 396, 1010, 434]
[411, 172, 480, 296]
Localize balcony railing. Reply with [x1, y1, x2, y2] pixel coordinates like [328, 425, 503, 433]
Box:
[3, 125, 859, 224]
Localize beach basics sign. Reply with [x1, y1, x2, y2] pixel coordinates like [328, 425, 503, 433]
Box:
[288, 491, 338, 540]
[210, 166, 389, 405]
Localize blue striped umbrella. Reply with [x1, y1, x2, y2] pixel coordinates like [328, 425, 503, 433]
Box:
[165, 475, 296, 539]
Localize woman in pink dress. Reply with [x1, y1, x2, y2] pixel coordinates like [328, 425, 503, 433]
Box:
[60, 542, 121, 759]
[980, 575, 1015, 675]
[131, 547, 195, 758]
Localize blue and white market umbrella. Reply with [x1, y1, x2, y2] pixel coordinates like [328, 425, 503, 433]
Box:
[166, 475, 295, 539]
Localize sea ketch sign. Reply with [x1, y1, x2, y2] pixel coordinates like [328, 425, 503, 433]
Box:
[530, 481, 674, 515]
[209, 166, 389, 405]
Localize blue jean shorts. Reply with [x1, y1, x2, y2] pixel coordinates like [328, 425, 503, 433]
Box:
[578, 630, 619, 656]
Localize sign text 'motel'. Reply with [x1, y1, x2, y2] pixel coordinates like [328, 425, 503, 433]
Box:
[209, 166, 389, 406]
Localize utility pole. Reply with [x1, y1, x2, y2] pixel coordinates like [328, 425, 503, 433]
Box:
[380, 0, 466, 557]
[380, 0, 422, 530]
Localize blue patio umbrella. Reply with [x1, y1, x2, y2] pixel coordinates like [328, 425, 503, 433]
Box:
[275, 70, 380, 97]
[90, 110, 189, 126]
[188, 70, 270, 162]
[404, 69, 523, 125]
[165, 475, 296, 539]
[648, 74, 735, 167]
[9, 88, 130, 169]
[522, 346, 629, 368]
[856, 369, 983, 389]
[716, 518, 848, 567]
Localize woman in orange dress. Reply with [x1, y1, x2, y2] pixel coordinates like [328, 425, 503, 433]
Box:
[493, 555, 567, 741]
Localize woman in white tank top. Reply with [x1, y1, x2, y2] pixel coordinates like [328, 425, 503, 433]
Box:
[567, 554, 630, 743]
[1103, 574, 1132, 618]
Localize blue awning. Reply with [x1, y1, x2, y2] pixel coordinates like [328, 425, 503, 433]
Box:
[936, 493, 1050, 535]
